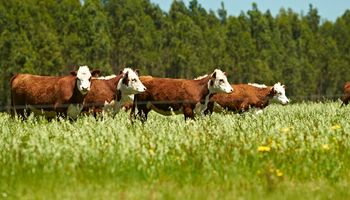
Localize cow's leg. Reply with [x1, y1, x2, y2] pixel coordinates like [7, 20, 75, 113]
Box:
[203, 102, 214, 115]
[11, 96, 26, 119]
[340, 95, 350, 107]
[183, 105, 195, 121]
[132, 103, 149, 123]
[15, 107, 26, 119]
[138, 106, 150, 123]
[54, 102, 68, 119]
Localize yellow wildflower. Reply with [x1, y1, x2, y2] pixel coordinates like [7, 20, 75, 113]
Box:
[149, 149, 155, 156]
[258, 146, 271, 152]
[322, 144, 330, 150]
[280, 127, 290, 133]
[331, 124, 341, 130]
[276, 169, 283, 177]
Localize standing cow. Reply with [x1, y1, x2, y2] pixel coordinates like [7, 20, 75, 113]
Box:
[131, 69, 233, 122]
[10, 66, 99, 119]
[341, 82, 350, 106]
[205, 82, 289, 114]
[83, 68, 146, 115]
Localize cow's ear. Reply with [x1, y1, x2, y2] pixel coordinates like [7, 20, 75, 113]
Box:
[122, 71, 129, 85]
[70, 71, 77, 76]
[135, 69, 140, 76]
[269, 87, 276, 95]
[91, 69, 101, 77]
[283, 85, 287, 90]
[211, 71, 216, 79]
[209, 80, 214, 86]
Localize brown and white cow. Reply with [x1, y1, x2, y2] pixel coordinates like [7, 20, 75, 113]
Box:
[341, 82, 350, 106]
[131, 69, 233, 122]
[10, 66, 98, 119]
[83, 68, 146, 115]
[204, 82, 289, 114]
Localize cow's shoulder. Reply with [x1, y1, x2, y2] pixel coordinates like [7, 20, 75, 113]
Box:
[55, 75, 77, 101]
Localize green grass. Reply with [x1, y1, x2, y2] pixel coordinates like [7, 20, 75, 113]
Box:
[1, 102, 350, 199]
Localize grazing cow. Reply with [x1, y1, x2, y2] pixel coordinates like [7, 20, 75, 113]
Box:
[205, 82, 289, 114]
[83, 68, 146, 115]
[131, 69, 233, 122]
[10, 66, 99, 119]
[341, 82, 350, 106]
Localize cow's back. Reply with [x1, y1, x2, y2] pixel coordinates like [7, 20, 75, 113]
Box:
[208, 84, 270, 112]
[11, 74, 79, 118]
[140, 77, 204, 102]
[11, 74, 60, 105]
[210, 84, 256, 110]
[84, 79, 116, 108]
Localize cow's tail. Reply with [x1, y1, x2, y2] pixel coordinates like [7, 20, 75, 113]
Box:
[9, 73, 18, 116]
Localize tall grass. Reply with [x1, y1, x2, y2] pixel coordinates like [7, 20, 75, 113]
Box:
[1, 102, 350, 199]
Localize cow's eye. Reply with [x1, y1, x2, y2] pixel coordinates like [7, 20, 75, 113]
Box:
[132, 78, 137, 82]
[219, 79, 224, 83]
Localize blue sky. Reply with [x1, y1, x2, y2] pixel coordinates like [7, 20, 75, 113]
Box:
[149, 0, 350, 22]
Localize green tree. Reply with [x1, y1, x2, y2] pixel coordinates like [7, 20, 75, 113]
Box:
[79, 0, 112, 74]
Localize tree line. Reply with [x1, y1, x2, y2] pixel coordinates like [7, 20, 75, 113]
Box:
[1, 0, 350, 108]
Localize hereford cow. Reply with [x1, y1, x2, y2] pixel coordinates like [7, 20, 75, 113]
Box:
[341, 82, 350, 106]
[204, 82, 289, 114]
[10, 66, 99, 119]
[83, 68, 146, 115]
[131, 69, 233, 122]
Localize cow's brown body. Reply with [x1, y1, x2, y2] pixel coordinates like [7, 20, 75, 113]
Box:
[341, 82, 350, 106]
[205, 84, 275, 114]
[10, 74, 85, 118]
[132, 76, 215, 121]
[83, 75, 123, 114]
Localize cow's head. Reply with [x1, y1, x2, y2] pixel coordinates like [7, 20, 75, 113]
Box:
[117, 68, 146, 95]
[71, 66, 94, 95]
[271, 82, 289, 105]
[208, 69, 233, 94]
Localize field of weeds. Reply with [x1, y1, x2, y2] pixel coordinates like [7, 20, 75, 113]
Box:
[1, 102, 350, 199]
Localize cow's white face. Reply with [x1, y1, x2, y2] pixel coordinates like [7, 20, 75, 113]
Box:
[272, 82, 289, 105]
[208, 69, 233, 94]
[76, 66, 92, 94]
[117, 68, 146, 95]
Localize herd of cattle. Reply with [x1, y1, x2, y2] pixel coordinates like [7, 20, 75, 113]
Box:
[9, 65, 350, 121]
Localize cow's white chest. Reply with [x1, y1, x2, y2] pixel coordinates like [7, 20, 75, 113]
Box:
[102, 94, 135, 114]
[67, 104, 83, 119]
[194, 94, 211, 115]
[146, 102, 183, 115]
[103, 100, 115, 113]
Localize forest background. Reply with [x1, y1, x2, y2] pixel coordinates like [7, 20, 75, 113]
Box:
[1, 0, 350, 109]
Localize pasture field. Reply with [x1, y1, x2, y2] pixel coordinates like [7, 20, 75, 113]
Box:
[1, 102, 350, 199]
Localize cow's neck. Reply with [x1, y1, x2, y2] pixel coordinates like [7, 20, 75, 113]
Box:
[256, 86, 274, 107]
[195, 76, 213, 114]
[72, 83, 86, 104]
[109, 74, 123, 93]
[113, 78, 134, 113]
[114, 90, 134, 113]
[104, 74, 123, 101]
